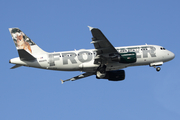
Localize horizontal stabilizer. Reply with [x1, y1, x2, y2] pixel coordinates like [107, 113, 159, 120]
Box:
[18, 49, 36, 61]
[10, 64, 22, 69]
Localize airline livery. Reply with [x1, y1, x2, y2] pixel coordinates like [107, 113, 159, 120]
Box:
[9, 26, 175, 83]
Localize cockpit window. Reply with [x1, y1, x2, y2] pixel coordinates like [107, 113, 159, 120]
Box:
[160, 47, 166, 50]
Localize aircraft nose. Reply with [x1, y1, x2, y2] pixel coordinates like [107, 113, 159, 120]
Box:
[172, 52, 175, 59]
[168, 51, 175, 60]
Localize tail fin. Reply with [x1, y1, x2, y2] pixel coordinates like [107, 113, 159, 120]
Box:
[9, 28, 46, 55]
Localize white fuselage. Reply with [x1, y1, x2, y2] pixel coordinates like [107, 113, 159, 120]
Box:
[10, 45, 175, 72]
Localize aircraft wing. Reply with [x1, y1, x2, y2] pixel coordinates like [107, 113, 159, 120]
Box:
[61, 72, 95, 84]
[88, 26, 119, 64]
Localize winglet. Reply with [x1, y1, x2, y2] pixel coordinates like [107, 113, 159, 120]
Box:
[60, 79, 64, 84]
[88, 26, 94, 31]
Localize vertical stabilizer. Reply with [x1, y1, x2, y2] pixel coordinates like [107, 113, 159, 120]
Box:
[9, 28, 47, 55]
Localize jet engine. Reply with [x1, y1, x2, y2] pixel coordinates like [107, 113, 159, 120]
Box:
[96, 70, 125, 81]
[110, 52, 136, 63]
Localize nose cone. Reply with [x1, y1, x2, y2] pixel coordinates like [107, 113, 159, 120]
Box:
[168, 51, 175, 61]
[172, 52, 175, 59]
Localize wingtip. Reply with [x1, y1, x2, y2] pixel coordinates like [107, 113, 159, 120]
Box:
[60, 79, 64, 84]
[88, 26, 94, 31]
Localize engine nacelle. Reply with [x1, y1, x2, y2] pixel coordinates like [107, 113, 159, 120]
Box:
[120, 52, 136, 63]
[111, 55, 121, 62]
[110, 52, 136, 63]
[103, 70, 125, 81]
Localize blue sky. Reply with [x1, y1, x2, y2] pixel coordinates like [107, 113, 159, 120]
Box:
[1, 0, 180, 119]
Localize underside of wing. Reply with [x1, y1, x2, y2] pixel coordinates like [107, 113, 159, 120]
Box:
[88, 26, 118, 54]
[61, 72, 95, 84]
[88, 26, 120, 64]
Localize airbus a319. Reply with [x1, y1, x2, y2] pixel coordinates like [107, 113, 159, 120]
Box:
[9, 26, 175, 83]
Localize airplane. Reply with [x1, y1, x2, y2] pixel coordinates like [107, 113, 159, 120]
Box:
[9, 26, 175, 83]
